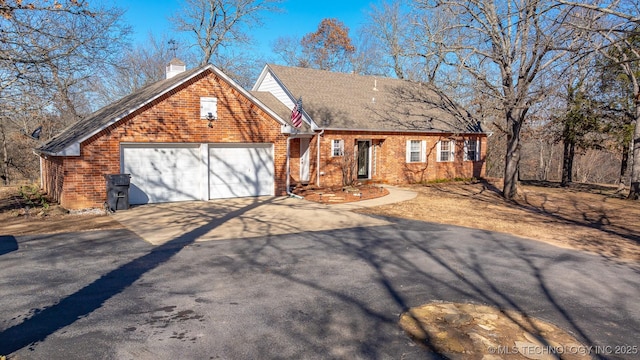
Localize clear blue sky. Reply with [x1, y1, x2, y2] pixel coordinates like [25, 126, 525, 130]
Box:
[111, 0, 375, 58]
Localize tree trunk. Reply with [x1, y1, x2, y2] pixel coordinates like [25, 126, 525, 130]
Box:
[628, 96, 640, 199]
[544, 145, 554, 181]
[503, 111, 522, 200]
[619, 138, 630, 188]
[1, 125, 9, 185]
[561, 139, 575, 186]
[538, 140, 545, 181]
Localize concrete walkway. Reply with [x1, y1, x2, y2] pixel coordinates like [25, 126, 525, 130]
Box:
[332, 185, 417, 210]
[113, 186, 417, 246]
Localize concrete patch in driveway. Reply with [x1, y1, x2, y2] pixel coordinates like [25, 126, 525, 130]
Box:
[113, 196, 391, 245]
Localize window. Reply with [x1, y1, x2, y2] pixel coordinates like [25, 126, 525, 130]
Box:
[200, 97, 218, 119]
[406, 140, 426, 163]
[437, 140, 455, 162]
[332, 139, 344, 156]
[464, 139, 480, 161]
[410, 140, 421, 162]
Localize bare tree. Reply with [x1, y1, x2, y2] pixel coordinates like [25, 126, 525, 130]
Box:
[1, 1, 129, 89]
[91, 35, 196, 106]
[558, 0, 640, 198]
[555, 71, 602, 186]
[0, 1, 97, 65]
[171, 0, 281, 66]
[361, 1, 449, 83]
[416, 0, 589, 199]
[360, 0, 412, 79]
[557, 0, 640, 25]
[597, 58, 636, 187]
[272, 35, 305, 67]
[0, 1, 129, 184]
[520, 112, 557, 181]
[350, 29, 388, 76]
[0, 80, 55, 184]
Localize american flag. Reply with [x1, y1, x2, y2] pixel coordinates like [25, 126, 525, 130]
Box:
[291, 97, 303, 128]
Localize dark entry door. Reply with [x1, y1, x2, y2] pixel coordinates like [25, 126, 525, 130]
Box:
[357, 140, 370, 179]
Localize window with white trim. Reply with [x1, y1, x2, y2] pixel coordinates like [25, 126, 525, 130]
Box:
[405, 140, 427, 163]
[200, 97, 218, 119]
[332, 139, 344, 156]
[437, 140, 455, 162]
[464, 139, 480, 161]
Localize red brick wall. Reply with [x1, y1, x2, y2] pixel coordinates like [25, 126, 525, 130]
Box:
[40, 156, 64, 203]
[42, 69, 289, 209]
[312, 130, 486, 188]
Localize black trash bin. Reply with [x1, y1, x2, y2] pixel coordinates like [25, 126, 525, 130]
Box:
[105, 174, 131, 212]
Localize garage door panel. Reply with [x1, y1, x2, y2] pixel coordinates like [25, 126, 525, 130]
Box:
[209, 145, 274, 199]
[122, 143, 274, 204]
[123, 146, 201, 204]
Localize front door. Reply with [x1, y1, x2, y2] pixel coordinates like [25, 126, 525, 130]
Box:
[300, 138, 310, 184]
[357, 140, 370, 179]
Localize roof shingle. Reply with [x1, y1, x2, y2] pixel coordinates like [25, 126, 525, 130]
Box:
[37, 66, 210, 155]
[266, 64, 481, 133]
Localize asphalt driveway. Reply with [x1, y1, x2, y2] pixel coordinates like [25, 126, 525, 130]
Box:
[0, 200, 638, 359]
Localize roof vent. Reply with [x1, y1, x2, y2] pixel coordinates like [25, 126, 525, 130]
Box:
[166, 58, 186, 79]
[373, 79, 378, 91]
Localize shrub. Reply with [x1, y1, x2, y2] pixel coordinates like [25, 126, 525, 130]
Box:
[18, 184, 49, 210]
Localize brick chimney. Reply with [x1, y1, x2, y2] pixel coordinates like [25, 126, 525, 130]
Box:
[165, 58, 186, 79]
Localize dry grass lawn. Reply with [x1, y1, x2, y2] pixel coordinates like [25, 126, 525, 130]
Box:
[0, 186, 122, 236]
[359, 179, 640, 262]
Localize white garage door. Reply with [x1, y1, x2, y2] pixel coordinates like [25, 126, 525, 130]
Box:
[122, 145, 202, 204]
[209, 144, 274, 199]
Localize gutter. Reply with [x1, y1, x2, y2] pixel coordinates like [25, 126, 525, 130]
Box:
[319, 127, 488, 134]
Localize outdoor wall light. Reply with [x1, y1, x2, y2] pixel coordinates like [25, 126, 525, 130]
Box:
[206, 112, 217, 128]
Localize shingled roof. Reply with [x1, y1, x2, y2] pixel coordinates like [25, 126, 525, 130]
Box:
[37, 65, 289, 156]
[263, 64, 482, 133]
[250, 91, 312, 133]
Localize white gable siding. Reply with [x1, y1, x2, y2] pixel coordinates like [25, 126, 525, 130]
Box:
[256, 71, 295, 109]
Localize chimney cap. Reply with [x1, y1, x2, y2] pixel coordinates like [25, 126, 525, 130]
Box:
[169, 58, 185, 66]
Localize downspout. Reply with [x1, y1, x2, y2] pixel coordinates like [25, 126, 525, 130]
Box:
[286, 136, 303, 199]
[316, 129, 325, 187]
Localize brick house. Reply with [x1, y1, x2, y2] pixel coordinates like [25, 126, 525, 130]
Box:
[37, 61, 293, 209]
[252, 64, 486, 189]
[36, 61, 486, 210]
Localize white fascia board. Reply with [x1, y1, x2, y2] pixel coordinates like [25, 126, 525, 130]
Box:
[252, 65, 271, 91]
[211, 65, 289, 127]
[281, 124, 314, 136]
[39, 142, 81, 157]
[320, 127, 487, 134]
